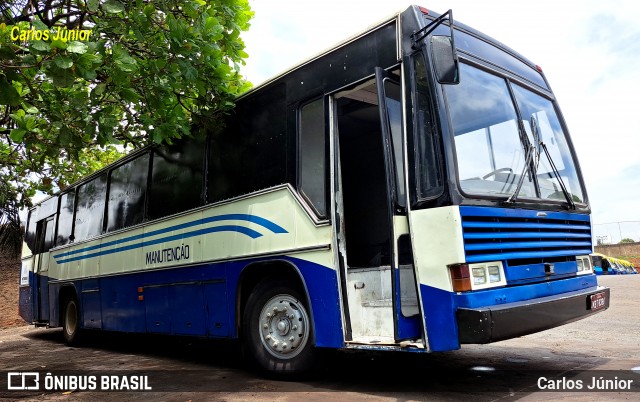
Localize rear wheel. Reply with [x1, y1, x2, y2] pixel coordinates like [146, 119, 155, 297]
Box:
[242, 279, 315, 375]
[62, 296, 81, 345]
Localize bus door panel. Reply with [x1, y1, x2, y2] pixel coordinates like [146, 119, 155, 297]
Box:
[144, 285, 171, 333]
[81, 279, 102, 329]
[335, 80, 396, 342]
[30, 254, 41, 324]
[375, 67, 422, 342]
[170, 283, 206, 336]
[203, 281, 230, 337]
[33, 216, 54, 323]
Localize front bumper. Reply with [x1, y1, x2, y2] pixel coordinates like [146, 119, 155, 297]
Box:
[457, 286, 610, 344]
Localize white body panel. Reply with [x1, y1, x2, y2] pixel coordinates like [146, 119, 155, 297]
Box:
[49, 186, 334, 282]
[20, 257, 33, 286]
[408, 205, 465, 292]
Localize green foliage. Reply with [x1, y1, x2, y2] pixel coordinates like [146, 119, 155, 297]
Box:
[619, 238, 636, 244]
[0, 180, 21, 258]
[0, 0, 253, 214]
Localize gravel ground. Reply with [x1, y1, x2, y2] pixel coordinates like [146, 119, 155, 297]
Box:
[0, 252, 22, 328]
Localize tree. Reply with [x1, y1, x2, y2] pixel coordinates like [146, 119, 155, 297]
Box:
[0, 0, 253, 249]
[0, 181, 21, 257]
[619, 238, 636, 244]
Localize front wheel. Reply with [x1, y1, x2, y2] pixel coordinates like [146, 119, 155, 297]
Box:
[242, 280, 316, 375]
[62, 296, 81, 345]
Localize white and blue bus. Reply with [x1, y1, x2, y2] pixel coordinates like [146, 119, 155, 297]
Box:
[19, 6, 609, 374]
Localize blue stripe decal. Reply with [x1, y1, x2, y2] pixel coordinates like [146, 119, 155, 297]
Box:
[53, 214, 287, 261]
[55, 225, 264, 264]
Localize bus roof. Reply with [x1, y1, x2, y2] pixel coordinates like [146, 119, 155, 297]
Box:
[28, 5, 543, 212]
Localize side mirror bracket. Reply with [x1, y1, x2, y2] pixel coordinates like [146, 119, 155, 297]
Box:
[411, 9, 460, 85]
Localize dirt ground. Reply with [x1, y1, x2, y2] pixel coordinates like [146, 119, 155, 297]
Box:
[0, 275, 638, 401]
[0, 252, 22, 328]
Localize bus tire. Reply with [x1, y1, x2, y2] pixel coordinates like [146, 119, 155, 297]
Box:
[62, 296, 81, 345]
[242, 279, 315, 376]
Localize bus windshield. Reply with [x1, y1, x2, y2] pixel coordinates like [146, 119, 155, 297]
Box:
[445, 62, 585, 204]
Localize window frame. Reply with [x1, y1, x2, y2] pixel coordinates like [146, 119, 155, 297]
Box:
[148, 141, 205, 221]
[411, 51, 445, 204]
[105, 151, 151, 233]
[72, 172, 108, 242]
[297, 95, 330, 219]
[55, 188, 76, 246]
[444, 58, 588, 208]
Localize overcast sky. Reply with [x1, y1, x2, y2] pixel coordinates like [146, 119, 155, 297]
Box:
[242, 0, 640, 242]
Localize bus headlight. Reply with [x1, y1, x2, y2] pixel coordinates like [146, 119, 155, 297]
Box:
[449, 261, 506, 291]
[488, 265, 501, 283]
[472, 267, 486, 285]
[576, 255, 592, 275]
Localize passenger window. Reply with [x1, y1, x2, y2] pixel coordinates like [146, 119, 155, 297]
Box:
[299, 98, 327, 217]
[208, 83, 287, 202]
[74, 174, 107, 241]
[149, 140, 205, 220]
[42, 217, 55, 253]
[24, 209, 38, 254]
[106, 153, 149, 232]
[56, 190, 75, 245]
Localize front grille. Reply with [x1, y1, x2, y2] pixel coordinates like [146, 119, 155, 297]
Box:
[459, 206, 592, 266]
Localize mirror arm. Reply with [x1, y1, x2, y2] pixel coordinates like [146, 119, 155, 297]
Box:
[411, 9, 455, 50]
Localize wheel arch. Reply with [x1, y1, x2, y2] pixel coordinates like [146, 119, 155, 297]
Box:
[236, 259, 315, 344]
[57, 284, 79, 328]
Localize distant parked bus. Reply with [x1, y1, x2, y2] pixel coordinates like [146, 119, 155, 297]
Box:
[20, 5, 609, 374]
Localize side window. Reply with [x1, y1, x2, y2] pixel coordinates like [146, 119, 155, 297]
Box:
[34, 197, 57, 252]
[74, 174, 107, 242]
[299, 98, 327, 217]
[413, 55, 443, 200]
[56, 190, 75, 246]
[23, 208, 38, 255]
[106, 153, 149, 232]
[208, 83, 287, 202]
[148, 140, 205, 220]
[42, 217, 55, 253]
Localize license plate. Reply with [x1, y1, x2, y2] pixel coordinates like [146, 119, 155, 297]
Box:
[589, 292, 607, 311]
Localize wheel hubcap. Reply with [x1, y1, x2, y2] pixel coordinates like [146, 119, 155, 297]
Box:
[259, 294, 309, 359]
[65, 301, 77, 336]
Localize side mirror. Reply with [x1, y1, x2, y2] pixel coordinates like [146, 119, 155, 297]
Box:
[431, 35, 459, 85]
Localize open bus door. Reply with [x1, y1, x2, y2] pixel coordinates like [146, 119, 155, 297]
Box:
[335, 67, 422, 345]
[375, 67, 423, 342]
[32, 215, 54, 324]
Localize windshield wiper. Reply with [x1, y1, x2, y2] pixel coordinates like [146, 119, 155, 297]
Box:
[506, 117, 576, 209]
[505, 118, 538, 205]
[539, 161, 576, 209]
[531, 116, 576, 209]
